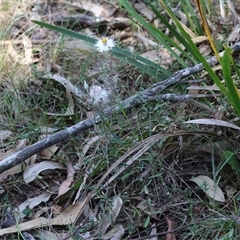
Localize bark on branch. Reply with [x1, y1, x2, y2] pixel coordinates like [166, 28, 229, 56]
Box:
[1, 42, 240, 174]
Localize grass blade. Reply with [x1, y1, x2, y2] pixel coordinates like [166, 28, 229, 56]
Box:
[221, 47, 240, 115]
[32, 20, 172, 80]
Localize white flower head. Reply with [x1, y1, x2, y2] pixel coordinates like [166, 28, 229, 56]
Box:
[95, 37, 115, 52]
[89, 85, 111, 105]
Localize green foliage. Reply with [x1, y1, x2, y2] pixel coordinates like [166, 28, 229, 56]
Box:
[150, 0, 227, 92]
[33, 0, 240, 117]
[221, 47, 240, 116]
[22, 207, 33, 218]
[180, 0, 204, 35]
[119, 0, 194, 67]
[32, 20, 171, 81]
[223, 150, 240, 175]
[121, 0, 240, 116]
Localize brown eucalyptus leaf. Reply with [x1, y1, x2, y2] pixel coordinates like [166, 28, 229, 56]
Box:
[57, 161, 75, 197]
[23, 161, 65, 184]
[17, 192, 52, 219]
[191, 175, 226, 202]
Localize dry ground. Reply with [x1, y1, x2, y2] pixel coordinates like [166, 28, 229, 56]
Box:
[0, 0, 240, 239]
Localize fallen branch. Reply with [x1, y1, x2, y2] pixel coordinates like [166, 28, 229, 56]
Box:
[1, 42, 240, 174]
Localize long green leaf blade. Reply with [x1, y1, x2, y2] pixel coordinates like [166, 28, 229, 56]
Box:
[159, 0, 228, 96]
[119, 0, 191, 67]
[32, 20, 172, 80]
[221, 47, 240, 115]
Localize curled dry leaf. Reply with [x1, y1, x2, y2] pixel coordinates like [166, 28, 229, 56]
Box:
[184, 119, 240, 131]
[65, 85, 75, 115]
[165, 216, 176, 240]
[199, 44, 212, 57]
[40, 144, 59, 159]
[191, 175, 226, 202]
[23, 161, 65, 184]
[17, 192, 52, 219]
[103, 225, 125, 240]
[98, 196, 123, 235]
[111, 196, 123, 221]
[0, 199, 88, 236]
[57, 161, 75, 197]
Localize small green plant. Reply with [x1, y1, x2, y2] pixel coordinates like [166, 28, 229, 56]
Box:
[32, 0, 240, 117]
[119, 0, 240, 116]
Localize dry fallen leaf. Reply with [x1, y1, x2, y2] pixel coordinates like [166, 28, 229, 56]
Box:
[7, 35, 33, 65]
[65, 83, 75, 115]
[57, 161, 75, 197]
[141, 49, 172, 67]
[98, 196, 123, 235]
[192, 35, 208, 44]
[102, 225, 125, 240]
[72, 1, 114, 17]
[199, 44, 212, 57]
[39, 230, 76, 240]
[133, 3, 155, 21]
[23, 161, 65, 184]
[0, 197, 89, 236]
[165, 216, 176, 240]
[228, 24, 240, 42]
[42, 74, 85, 101]
[184, 119, 240, 131]
[191, 175, 226, 202]
[17, 192, 52, 219]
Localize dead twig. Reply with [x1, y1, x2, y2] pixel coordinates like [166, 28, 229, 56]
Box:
[0, 41, 240, 174]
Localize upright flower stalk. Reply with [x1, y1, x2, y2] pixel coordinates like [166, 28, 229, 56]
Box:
[87, 37, 117, 106]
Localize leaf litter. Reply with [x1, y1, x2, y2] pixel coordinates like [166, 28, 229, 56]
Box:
[0, 0, 240, 239]
[191, 175, 226, 203]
